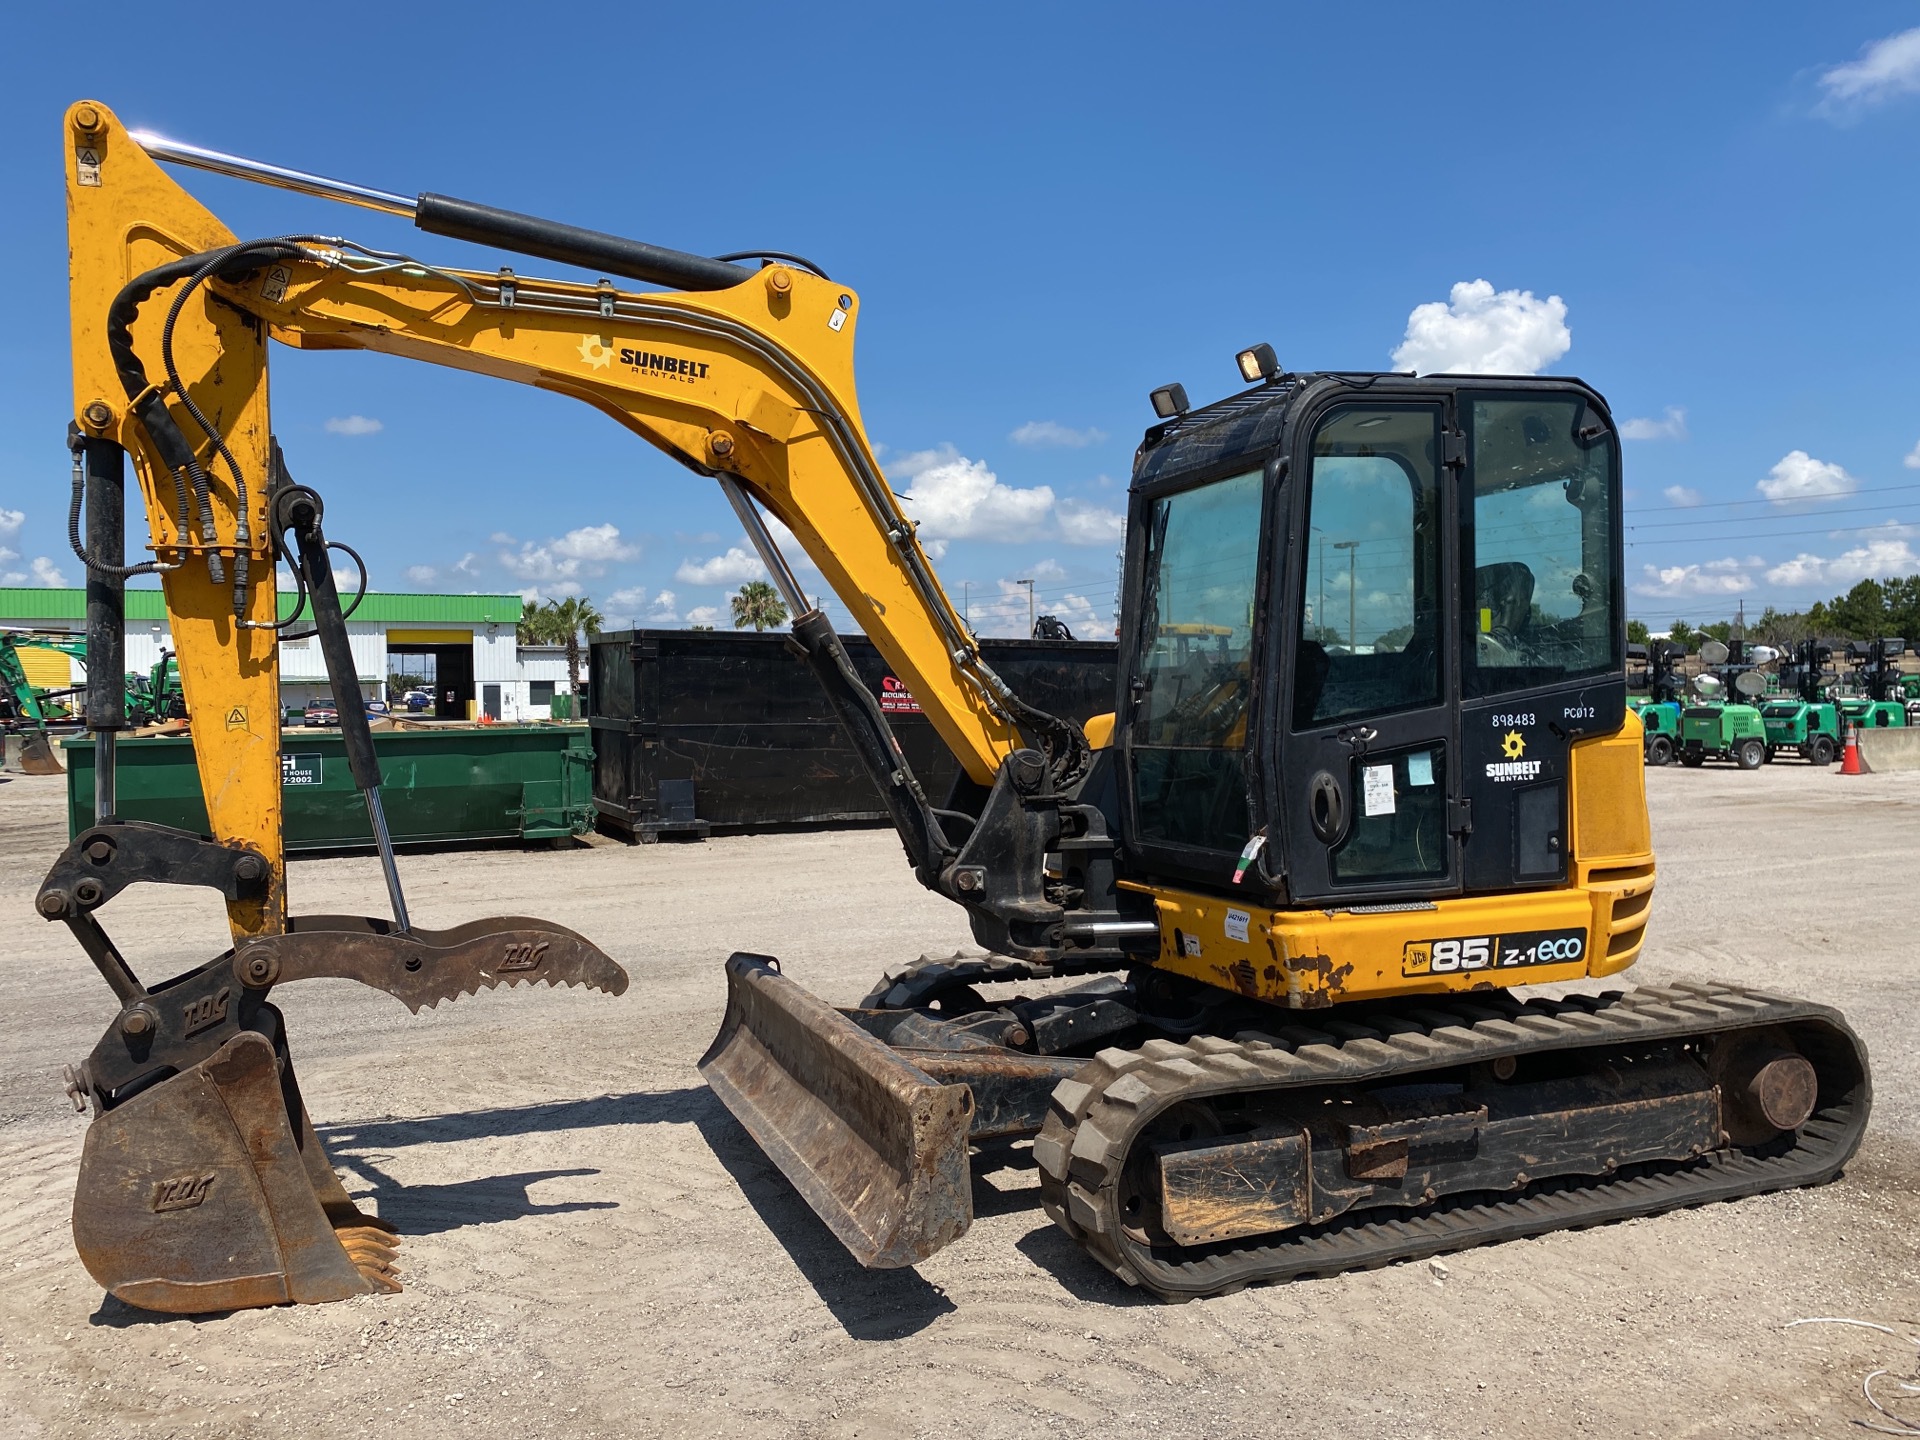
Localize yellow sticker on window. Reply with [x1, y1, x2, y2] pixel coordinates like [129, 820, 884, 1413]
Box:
[1480, 606, 1493, 634]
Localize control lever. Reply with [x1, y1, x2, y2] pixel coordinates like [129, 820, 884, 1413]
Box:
[273, 480, 410, 931]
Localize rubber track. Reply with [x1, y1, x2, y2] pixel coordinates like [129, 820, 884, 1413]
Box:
[1032, 981, 1871, 1300]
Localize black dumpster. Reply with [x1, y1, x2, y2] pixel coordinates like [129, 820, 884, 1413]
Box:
[589, 629, 1118, 839]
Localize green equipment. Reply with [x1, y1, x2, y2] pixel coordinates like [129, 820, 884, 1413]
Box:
[1678, 638, 1773, 769]
[1838, 638, 1910, 732]
[0, 632, 68, 773]
[1760, 640, 1841, 765]
[1627, 638, 1686, 765]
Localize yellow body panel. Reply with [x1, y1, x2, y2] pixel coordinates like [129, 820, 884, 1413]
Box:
[1083, 711, 1116, 750]
[1132, 722, 1656, 1008]
[66, 101, 282, 938]
[17, 647, 72, 689]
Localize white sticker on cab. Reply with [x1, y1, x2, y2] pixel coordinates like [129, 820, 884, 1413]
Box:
[1225, 909, 1249, 943]
[1363, 763, 1396, 817]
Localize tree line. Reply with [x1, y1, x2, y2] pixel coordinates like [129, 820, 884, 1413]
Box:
[1633, 573, 1920, 650]
[513, 582, 792, 692]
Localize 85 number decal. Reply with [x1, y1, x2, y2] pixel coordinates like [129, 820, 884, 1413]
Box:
[1403, 928, 1586, 976]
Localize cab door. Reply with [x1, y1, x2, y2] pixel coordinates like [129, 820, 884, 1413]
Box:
[1280, 401, 1462, 904]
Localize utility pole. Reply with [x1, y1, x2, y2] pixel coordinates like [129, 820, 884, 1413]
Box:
[963, 581, 970, 628]
[1016, 578, 1034, 638]
[1334, 540, 1359, 650]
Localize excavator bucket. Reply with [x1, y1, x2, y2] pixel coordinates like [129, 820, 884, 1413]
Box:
[72, 1032, 398, 1312]
[699, 953, 974, 1268]
[15, 730, 63, 775]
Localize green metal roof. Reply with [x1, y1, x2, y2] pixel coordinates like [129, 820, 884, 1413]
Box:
[0, 588, 524, 625]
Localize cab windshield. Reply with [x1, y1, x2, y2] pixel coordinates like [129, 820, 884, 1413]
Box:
[1466, 396, 1618, 697]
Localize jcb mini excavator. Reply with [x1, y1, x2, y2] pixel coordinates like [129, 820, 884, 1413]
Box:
[50, 101, 1868, 1311]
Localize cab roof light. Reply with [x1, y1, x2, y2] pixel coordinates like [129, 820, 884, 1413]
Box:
[1235, 343, 1280, 384]
[1149, 382, 1190, 419]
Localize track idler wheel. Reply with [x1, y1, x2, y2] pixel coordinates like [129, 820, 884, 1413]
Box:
[1710, 1029, 1819, 1146]
[72, 1032, 397, 1313]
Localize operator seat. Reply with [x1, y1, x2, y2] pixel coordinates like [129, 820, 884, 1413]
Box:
[1475, 561, 1535, 661]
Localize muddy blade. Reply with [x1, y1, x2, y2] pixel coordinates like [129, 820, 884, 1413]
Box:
[72, 1032, 396, 1313]
[699, 953, 973, 1269]
[16, 731, 62, 775]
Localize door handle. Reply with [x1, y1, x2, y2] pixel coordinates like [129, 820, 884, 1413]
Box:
[1307, 769, 1348, 845]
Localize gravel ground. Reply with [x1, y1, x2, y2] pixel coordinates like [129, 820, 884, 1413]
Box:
[1, 760, 1917, 1439]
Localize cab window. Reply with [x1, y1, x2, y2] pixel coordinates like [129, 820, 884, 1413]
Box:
[1466, 397, 1617, 696]
[1294, 406, 1443, 728]
[1130, 468, 1262, 851]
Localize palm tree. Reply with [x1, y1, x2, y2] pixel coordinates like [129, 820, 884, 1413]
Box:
[541, 596, 602, 697]
[516, 598, 550, 645]
[730, 579, 788, 632]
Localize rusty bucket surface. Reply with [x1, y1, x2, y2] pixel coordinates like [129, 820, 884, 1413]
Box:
[699, 952, 974, 1269]
[72, 1032, 399, 1313]
[15, 730, 63, 775]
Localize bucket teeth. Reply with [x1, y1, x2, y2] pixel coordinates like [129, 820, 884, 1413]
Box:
[258, 914, 629, 1014]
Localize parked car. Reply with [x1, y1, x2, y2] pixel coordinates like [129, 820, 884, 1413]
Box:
[302, 697, 338, 727]
[403, 689, 431, 713]
[365, 698, 391, 716]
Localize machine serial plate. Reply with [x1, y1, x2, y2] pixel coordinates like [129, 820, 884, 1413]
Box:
[1402, 928, 1586, 977]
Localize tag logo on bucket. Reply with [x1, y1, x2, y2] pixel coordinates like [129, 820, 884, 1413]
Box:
[152, 1173, 216, 1213]
[500, 940, 550, 973]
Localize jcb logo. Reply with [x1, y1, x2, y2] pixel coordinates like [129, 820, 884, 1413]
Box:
[152, 1173, 216, 1213]
[500, 941, 549, 973]
[181, 987, 231, 1036]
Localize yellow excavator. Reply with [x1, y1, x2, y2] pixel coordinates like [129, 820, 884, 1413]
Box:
[49, 99, 1868, 1312]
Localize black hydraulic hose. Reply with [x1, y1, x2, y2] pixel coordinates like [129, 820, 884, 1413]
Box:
[414, 193, 753, 292]
[105, 239, 312, 603]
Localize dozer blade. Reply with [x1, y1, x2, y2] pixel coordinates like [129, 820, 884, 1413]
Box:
[15, 730, 63, 775]
[699, 953, 974, 1268]
[72, 1031, 398, 1313]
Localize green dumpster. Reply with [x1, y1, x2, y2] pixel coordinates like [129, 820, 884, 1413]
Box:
[62, 725, 594, 850]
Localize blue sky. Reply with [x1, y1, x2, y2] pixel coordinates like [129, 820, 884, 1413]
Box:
[2, 5, 1917, 636]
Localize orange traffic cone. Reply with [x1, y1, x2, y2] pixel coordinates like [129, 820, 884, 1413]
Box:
[1840, 722, 1866, 775]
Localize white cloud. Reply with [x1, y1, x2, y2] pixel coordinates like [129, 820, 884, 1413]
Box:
[685, 605, 721, 627]
[1010, 421, 1107, 449]
[1662, 485, 1704, 507]
[1621, 407, 1689, 442]
[324, 415, 384, 437]
[404, 564, 438, 585]
[500, 523, 637, 582]
[1030, 558, 1067, 582]
[1904, 439, 1920, 470]
[675, 545, 765, 587]
[1631, 557, 1759, 599]
[1056, 498, 1126, 545]
[889, 445, 1124, 547]
[514, 581, 583, 604]
[452, 552, 479, 576]
[1764, 523, 1920, 588]
[893, 447, 1056, 542]
[0, 508, 23, 539]
[1757, 450, 1857, 504]
[606, 586, 680, 623]
[1390, 279, 1570, 376]
[1817, 26, 1920, 117]
[29, 556, 68, 588]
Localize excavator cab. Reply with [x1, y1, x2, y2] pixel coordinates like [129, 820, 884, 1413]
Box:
[1120, 378, 1624, 907]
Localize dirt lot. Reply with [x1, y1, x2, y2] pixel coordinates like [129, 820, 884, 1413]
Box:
[2, 760, 1917, 1439]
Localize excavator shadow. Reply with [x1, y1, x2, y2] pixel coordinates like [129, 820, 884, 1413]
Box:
[691, 1106, 960, 1339]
